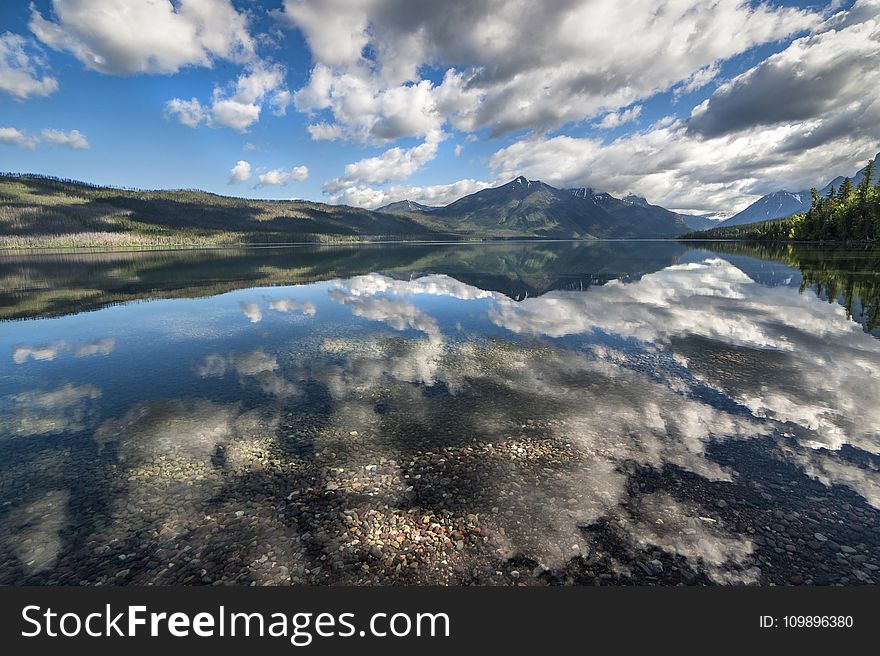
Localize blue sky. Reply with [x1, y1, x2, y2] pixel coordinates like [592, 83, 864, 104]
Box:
[1, 1, 877, 213]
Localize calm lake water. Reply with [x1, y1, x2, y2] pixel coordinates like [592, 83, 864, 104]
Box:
[1, 240, 878, 585]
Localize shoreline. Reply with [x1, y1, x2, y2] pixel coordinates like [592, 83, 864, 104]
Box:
[2, 236, 878, 256]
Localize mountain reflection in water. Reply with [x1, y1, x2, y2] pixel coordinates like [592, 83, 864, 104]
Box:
[0, 241, 878, 586]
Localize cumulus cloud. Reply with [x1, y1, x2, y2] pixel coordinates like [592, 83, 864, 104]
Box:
[689, 1, 880, 139]
[489, 118, 878, 214]
[0, 31, 58, 99]
[323, 133, 442, 193]
[40, 128, 89, 149]
[1, 126, 91, 151]
[257, 166, 309, 186]
[594, 105, 642, 130]
[229, 159, 252, 183]
[673, 64, 720, 100]
[164, 97, 208, 128]
[488, 1, 880, 212]
[30, 0, 255, 75]
[280, 0, 819, 141]
[166, 63, 290, 132]
[0, 127, 39, 150]
[329, 178, 494, 209]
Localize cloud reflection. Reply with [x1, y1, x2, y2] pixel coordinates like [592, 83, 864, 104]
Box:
[1, 383, 102, 436]
[13, 338, 116, 364]
[197, 349, 300, 399]
[268, 298, 317, 317]
[240, 302, 262, 323]
[488, 258, 880, 456]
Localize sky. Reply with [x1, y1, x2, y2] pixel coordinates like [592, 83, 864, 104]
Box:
[0, 0, 878, 214]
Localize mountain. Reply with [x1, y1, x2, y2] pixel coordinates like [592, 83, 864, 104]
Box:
[721, 152, 880, 227]
[376, 200, 439, 214]
[0, 173, 691, 248]
[393, 177, 689, 239]
[675, 212, 727, 231]
[0, 174, 449, 248]
[720, 190, 811, 227]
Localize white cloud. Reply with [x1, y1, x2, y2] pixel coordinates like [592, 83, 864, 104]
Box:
[688, 1, 880, 140]
[164, 97, 208, 128]
[489, 121, 877, 214]
[0, 126, 90, 150]
[323, 133, 442, 193]
[269, 88, 292, 116]
[307, 121, 343, 141]
[210, 99, 263, 132]
[30, 0, 255, 74]
[294, 65, 445, 142]
[166, 63, 289, 132]
[0, 127, 39, 150]
[487, 1, 880, 212]
[0, 32, 58, 100]
[594, 105, 642, 130]
[281, 0, 819, 141]
[41, 128, 89, 149]
[229, 159, 252, 183]
[258, 166, 309, 186]
[329, 178, 494, 209]
[673, 64, 720, 100]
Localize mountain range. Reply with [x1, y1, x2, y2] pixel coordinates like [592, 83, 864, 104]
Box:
[5, 152, 878, 249]
[378, 176, 691, 238]
[719, 152, 880, 227]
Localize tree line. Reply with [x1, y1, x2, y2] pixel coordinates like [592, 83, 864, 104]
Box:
[685, 158, 879, 242]
[797, 159, 878, 241]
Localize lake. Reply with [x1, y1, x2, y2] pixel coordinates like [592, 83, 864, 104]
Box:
[1, 240, 878, 586]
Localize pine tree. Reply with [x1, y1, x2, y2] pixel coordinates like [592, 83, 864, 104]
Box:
[853, 164, 871, 239]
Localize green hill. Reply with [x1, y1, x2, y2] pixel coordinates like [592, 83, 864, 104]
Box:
[0, 174, 447, 248]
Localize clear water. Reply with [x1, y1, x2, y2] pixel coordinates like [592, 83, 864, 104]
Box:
[0, 241, 878, 585]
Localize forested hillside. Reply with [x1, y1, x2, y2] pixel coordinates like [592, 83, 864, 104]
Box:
[685, 159, 879, 243]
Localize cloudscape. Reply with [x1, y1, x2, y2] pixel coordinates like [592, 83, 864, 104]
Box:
[1, 0, 877, 214]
